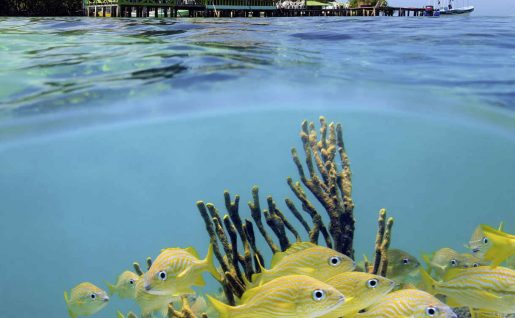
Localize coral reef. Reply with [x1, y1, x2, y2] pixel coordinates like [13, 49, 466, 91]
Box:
[196, 117, 393, 304]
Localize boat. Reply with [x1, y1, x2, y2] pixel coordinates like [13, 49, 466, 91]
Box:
[438, 0, 474, 14]
[423, 5, 441, 16]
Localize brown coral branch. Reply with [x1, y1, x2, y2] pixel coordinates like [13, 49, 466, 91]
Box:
[284, 198, 311, 235]
[222, 215, 244, 283]
[196, 201, 229, 275]
[248, 186, 280, 254]
[372, 209, 387, 274]
[287, 176, 332, 248]
[244, 219, 265, 272]
[379, 217, 394, 277]
[133, 262, 144, 276]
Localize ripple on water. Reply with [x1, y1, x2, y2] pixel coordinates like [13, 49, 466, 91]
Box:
[0, 16, 514, 121]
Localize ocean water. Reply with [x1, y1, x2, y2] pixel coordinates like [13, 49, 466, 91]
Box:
[0, 16, 514, 317]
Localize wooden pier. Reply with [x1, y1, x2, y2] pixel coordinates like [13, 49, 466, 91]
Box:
[83, 0, 430, 18]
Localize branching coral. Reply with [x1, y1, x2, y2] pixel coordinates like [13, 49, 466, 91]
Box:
[196, 117, 383, 302]
[370, 209, 394, 277]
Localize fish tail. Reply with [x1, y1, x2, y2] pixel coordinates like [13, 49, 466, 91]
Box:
[481, 224, 514, 268]
[421, 254, 433, 274]
[419, 267, 437, 295]
[106, 281, 116, 296]
[63, 291, 69, 305]
[64, 291, 76, 318]
[205, 243, 221, 281]
[207, 295, 232, 318]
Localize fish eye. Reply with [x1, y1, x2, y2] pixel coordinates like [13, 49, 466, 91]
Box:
[402, 258, 409, 265]
[482, 237, 488, 244]
[158, 271, 167, 281]
[473, 263, 480, 267]
[90, 293, 96, 300]
[329, 256, 341, 266]
[129, 279, 135, 285]
[425, 306, 438, 316]
[450, 259, 458, 266]
[367, 279, 379, 288]
[312, 289, 326, 301]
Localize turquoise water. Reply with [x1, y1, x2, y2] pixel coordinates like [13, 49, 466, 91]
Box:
[0, 16, 515, 317]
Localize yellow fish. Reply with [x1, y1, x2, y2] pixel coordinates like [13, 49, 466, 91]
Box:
[135, 277, 175, 317]
[386, 248, 420, 282]
[320, 272, 396, 318]
[480, 224, 515, 268]
[356, 289, 457, 318]
[64, 282, 109, 318]
[248, 242, 355, 287]
[106, 270, 139, 299]
[208, 275, 345, 318]
[423, 248, 485, 279]
[420, 266, 515, 313]
[144, 244, 219, 296]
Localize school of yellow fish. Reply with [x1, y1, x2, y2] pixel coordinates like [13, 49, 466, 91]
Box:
[64, 223, 514, 318]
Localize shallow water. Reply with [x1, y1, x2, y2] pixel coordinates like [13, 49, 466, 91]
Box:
[0, 16, 514, 317]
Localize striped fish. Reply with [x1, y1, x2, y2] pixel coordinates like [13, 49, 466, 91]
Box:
[423, 248, 486, 280]
[248, 242, 355, 288]
[420, 266, 515, 313]
[480, 225, 515, 268]
[135, 277, 176, 318]
[386, 249, 420, 283]
[208, 275, 345, 318]
[320, 272, 396, 318]
[465, 223, 504, 259]
[144, 244, 219, 296]
[64, 282, 109, 318]
[106, 270, 139, 299]
[356, 289, 457, 318]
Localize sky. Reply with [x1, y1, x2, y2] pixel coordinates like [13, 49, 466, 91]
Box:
[390, 0, 515, 16]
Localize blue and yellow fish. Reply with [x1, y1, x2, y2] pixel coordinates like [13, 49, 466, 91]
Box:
[420, 266, 515, 313]
[208, 275, 345, 318]
[144, 244, 219, 296]
[64, 282, 109, 318]
[356, 289, 457, 318]
[248, 242, 355, 288]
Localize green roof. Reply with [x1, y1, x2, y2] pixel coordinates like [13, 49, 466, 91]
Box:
[306, 0, 329, 6]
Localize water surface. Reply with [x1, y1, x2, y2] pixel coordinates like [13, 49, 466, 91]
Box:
[0, 16, 514, 318]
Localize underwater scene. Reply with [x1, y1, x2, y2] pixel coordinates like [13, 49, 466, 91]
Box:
[0, 15, 515, 318]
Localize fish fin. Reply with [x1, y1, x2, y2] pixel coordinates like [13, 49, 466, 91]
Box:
[497, 221, 504, 232]
[116, 311, 125, 318]
[250, 271, 263, 285]
[270, 242, 316, 267]
[204, 243, 221, 281]
[419, 267, 437, 295]
[63, 291, 69, 305]
[186, 246, 201, 259]
[194, 274, 206, 287]
[67, 309, 77, 318]
[481, 224, 514, 268]
[106, 281, 116, 296]
[270, 251, 286, 268]
[421, 254, 433, 273]
[241, 272, 252, 288]
[207, 295, 231, 318]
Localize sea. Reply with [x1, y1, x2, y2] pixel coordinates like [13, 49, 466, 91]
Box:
[0, 16, 514, 317]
